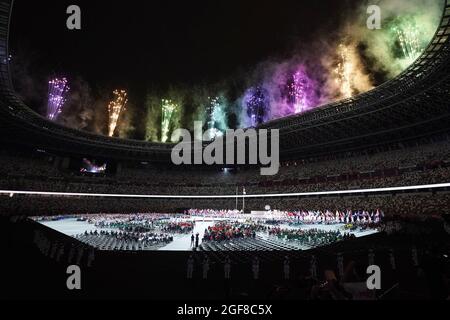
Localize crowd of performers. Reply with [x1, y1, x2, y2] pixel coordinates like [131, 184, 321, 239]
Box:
[33, 209, 383, 226]
[188, 209, 243, 219]
[76, 229, 173, 247]
[203, 222, 265, 242]
[73, 214, 193, 249]
[78, 214, 194, 234]
[268, 228, 348, 246]
[198, 209, 383, 246]
[188, 209, 384, 225]
[285, 210, 384, 225]
[201, 221, 360, 247]
[33, 208, 383, 249]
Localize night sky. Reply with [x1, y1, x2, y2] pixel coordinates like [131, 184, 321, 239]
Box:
[10, 0, 360, 98]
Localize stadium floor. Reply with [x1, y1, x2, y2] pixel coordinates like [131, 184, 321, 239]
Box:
[39, 217, 379, 251]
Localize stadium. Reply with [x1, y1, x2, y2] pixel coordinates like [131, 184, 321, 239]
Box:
[0, 0, 450, 302]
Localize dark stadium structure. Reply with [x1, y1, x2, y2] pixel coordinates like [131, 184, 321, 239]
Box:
[0, 0, 449, 301]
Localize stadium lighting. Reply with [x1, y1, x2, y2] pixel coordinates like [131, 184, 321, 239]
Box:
[0, 183, 449, 199]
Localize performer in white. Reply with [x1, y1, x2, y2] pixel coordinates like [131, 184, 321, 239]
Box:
[368, 249, 375, 266]
[310, 255, 318, 280]
[50, 242, 58, 259]
[224, 256, 231, 280]
[56, 243, 65, 263]
[76, 246, 84, 266]
[252, 257, 260, 280]
[87, 248, 95, 267]
[68, 244, 75, 264]
[389, 249, 396, 271]
[283, 256, 290, 280]
[202, 255, 210, 280]
[337, 253, 344, 278]
[411, 246, 419, 269]
[187, 255, 194, 279]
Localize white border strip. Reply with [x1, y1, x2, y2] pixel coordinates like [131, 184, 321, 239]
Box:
[0, 183, 449, 199]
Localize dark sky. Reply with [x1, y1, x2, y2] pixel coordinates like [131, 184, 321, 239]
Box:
[10, 0, 360, 99]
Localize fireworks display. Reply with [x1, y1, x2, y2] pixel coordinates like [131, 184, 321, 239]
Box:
[161, 99, 179, 142]
[287, 69, 315, 114]
[360, 1, 443, 78]
[207, 96, 228, 135]
[47, 78, 70, 120]
[391, 17, 422, 63]
[34, 1, 443, 140]
[335, 44, 355, 99]
[244, 87, 269, 127]
[107, 90, 128, 137]
[205, 97, 221, 140]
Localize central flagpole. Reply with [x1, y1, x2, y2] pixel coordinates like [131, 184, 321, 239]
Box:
[242, 187, 246, 213]
[235, 186, 238, 210]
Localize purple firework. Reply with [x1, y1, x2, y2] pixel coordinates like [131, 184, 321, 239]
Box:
[286, 69, 313, 114]
[244, 86, 269, 127]
[47, 77, 70, 120]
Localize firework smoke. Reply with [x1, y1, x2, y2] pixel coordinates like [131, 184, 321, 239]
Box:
[58, 77, 96, 132]
[145, 93, 161, 142]
[117, 102, 136, 139]
[355, 0, 444, 77]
